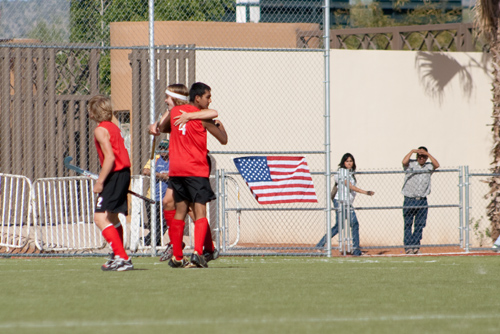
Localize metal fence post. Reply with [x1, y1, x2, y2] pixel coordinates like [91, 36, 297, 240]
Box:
[458, 166, 464, 249]
[221, 169, 227, 252]
[215, 169, 221, 252]
[338, 168, 349, 256]
[464, 165, 470, 252]
[324, 0, 332, 258]
[148, 0, 156, 257]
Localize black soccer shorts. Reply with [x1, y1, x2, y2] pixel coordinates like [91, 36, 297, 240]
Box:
[169, 176, 215, 204]
[95, 168, 130, 215]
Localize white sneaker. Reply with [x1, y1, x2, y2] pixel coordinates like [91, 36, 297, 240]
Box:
[102, 256, 134, 271]
[492, 244, 500, 252]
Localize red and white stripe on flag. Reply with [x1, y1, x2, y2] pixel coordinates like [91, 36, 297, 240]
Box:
[233, 156, 318, 204]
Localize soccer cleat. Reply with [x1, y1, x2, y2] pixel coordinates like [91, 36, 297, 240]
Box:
[116, 258, 134, 271]
[159, 242, 186, 262]
[190, 251, 208, 268]
[203, 248, 220, 263]
[159, 244, 173, 262]
[102, 256, 134, 272]
[493, 244, 500, 252]
[101, 252, 115, 271]
[167, 256, 189, 268]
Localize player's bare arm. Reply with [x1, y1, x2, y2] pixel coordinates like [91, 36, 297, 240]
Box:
[148, 123, 160, 136]
[156, 111, 172, 133]
[173, 109, 219, 127]
[94, 127, 115, 193]
[203, 119, 228, 145]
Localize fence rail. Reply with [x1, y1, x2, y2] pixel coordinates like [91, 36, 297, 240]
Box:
[0, 166, 497, 256]
[297, 23, 487, 51]
[0, 173, 34, 249]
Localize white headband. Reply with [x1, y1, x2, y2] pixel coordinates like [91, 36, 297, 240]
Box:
[166, 89, 188, 101]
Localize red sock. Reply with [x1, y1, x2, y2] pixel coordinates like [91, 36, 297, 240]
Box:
[204, 222, 215, 253]
[163, 210, 175, 244]
[102, 225, 128, 260]
[171, 219, 185, 260]
[115, 223, 124, 244]
[194, 218, 209, 255]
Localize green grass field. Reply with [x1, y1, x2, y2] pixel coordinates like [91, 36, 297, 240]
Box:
[1, 255, 499, 334]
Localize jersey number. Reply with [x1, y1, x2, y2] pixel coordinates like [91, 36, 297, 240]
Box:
[178, 124, 186, 135]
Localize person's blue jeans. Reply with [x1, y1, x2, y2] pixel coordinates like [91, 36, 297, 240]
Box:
[403, 196, 428, 248]
[316, 199, 360, 252]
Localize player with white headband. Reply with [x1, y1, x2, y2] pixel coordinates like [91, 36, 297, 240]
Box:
[150, 84, 219, 135]
[148, 83, 221, 265]
[165, 89, 188, 101]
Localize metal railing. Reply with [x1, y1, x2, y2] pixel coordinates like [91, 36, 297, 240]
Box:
[0, 166, 498, 256]
[297, 23, 487, 52]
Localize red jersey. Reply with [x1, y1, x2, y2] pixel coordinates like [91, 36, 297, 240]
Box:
[94, 121, 131, 172]
[169, 104, 209, 177]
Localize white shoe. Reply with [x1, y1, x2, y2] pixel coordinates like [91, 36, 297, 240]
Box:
[102, 256, 134, 271]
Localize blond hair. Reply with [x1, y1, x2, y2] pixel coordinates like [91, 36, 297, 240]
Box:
[167, 84, 189, 106]
[88, 95, 113, 123]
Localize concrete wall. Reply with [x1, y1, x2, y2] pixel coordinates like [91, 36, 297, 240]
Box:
[110, 21, 317, 112]
[109, 21, 494, 246]
[194, 49, 493, 247]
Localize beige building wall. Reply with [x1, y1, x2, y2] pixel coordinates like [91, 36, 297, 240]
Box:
[194, 49, 493, 246]
[110, 21, 317, 112]
[109, 22, 494, 246]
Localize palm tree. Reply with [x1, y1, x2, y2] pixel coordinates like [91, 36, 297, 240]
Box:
[475, 0, 500, 243]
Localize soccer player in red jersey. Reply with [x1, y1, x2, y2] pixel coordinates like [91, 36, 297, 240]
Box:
[88, 95, 133, 271]
[148, 84, 219, 263]
[168, 82, 228, 268]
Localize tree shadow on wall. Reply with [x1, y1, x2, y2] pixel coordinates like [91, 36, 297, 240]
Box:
[414, 51, 491, 105]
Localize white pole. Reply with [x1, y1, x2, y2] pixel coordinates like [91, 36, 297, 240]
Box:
[324, 0, 332, 258]
[149, 0, 157, 256]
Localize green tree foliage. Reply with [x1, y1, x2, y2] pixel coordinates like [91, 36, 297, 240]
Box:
[70, 0, 234, 44]
[333, 0, 464, 50]
[69, 0, 234, 94]
[26, 20, 66, 43]
[335, 0, 462, 29]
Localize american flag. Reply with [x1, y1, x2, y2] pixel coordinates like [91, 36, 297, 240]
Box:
[233, 156, 318, 204]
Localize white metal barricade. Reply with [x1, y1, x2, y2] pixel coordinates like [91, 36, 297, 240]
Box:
[33, 176, 106, 252]
[129, 175, 168, 252]
[0, 173, 34, 249]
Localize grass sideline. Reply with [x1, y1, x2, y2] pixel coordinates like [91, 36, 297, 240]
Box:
[0, 256, 499, 334]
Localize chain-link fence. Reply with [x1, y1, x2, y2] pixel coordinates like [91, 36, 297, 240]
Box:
[2, 165, 499, 256]
[218, 166, 467, 256]
[465, 169, 497, 251]
[0, 0, 326, 257]
[0, 1, 497, 257]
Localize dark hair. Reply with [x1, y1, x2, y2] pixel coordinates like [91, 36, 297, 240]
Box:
[189, 82, 211, 102]
[339, 153, 357, 181]
[418, 146, 428, 152]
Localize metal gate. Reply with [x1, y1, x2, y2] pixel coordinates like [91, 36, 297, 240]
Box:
[218, 167, 465, 255]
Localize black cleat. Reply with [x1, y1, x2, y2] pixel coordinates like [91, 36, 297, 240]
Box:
[190, 251, 208, 268]
[167, 257, 189, 268]
[203, 249, 220, 263]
